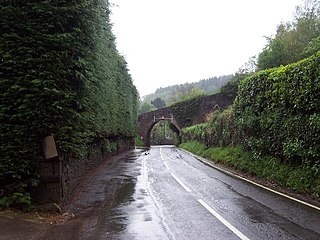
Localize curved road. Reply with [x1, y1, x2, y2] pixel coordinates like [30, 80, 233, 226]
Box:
[47, 146, 320, 239]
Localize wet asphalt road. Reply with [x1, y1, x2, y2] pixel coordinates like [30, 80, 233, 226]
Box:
[48, 146, 320, 240]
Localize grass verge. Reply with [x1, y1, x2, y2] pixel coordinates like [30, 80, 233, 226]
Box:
[179, 141, 320, 200]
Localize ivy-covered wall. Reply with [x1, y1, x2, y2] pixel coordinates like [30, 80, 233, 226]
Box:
[170, 97, 203, 127]
[170, 93, 232, 127]
[0, 0, 138, 209]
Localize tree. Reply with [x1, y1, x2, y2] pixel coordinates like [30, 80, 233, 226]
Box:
[142, 75, 233, 106]
[257, 0, 320, 70]
[151, 97, 166, 109]
[302, 36, 320, 57]
[294, 0, 320, 20]
[220, 57, 256, 99]
[174, 87, 206, 103]
[139, 102, 156, 114]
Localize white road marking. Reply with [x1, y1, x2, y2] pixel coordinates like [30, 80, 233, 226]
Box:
[160, 147, 191, 192]
[143, 149, 177, 240]
[163, 161, 169, 169]
[171, 173, 192, 192]
[160, 148, 169, 170]
[183, 149, 320, 212]
[161, 147, 248, 238]
[198, 199, 250, 240]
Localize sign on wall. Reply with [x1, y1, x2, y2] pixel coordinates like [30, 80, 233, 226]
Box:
[43, 134, 59, 160]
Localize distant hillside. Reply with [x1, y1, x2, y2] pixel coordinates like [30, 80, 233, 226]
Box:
[143, 75, 233, 105]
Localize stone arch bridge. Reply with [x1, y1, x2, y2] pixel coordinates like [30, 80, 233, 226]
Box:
[138, 93, 232, 146]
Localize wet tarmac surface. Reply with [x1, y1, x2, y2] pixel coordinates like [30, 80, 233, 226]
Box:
[1, 146, 319, 239]
[64, 145, 320, 240]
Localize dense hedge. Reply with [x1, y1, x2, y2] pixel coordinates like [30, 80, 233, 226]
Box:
[182, 107, 237, 148]
[0, 0, 138, 207]
[181, 53, 320, 198]
[234, 52, 320, 165]
[182, 123, 207, 143]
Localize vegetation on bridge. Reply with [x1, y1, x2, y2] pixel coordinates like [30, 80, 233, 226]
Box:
[0, 0, 138, 210]
[170, 95, 205, 128]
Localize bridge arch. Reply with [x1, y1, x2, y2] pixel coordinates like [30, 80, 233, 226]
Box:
[145, 118, 181, 146]
[138, 107, 181, 147]
[137, 93, 233, 147]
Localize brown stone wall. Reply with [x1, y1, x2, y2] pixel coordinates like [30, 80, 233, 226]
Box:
[34, 137, 134, 206]
[61, 137, 134, 205]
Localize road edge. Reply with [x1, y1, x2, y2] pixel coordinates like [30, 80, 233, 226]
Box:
[179, 148, 320, 211]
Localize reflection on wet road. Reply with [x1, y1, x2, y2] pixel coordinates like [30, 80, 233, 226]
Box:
[66, 146, 320, 240]
[103, 149, 171, 240]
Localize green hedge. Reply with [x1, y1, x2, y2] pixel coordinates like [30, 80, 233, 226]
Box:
[182, 107, 238, 148]
[181, 53, 320, 198]
[182, 53, 320, 166]
[0, 0, 138, 208]
[182, 123, 207, 143]
[234, 52, 320, 165]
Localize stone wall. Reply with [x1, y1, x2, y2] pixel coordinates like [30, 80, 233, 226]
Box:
[34, 137, 134, 206]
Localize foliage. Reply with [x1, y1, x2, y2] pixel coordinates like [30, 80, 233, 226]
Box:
[219, 79, 239, 100]
[0, 0, 138, 210]
[170, 95, 205, 128]
[134, 135, 144, 146]
[178, 0, 320, 199]
[101, 139, 118, 156]
[0, 182, 33, 212]
[182, 123, 208, 144]
[151, 97, 166, 109]
[206, 107, 239, 147]
[182, 107, 238, 148]
[220, 71, 253, 100]
[180, 53, 320, 198]
[220, 57, 256, 100]
[172, 87, 207, 103]
[180, 141, 320, 198]
[138, 102, 156, 114]
[302, 36, 320, 57]
[150, 121, 175, 145]
[143, 75, 233, 105]
[0, 193, 32, 212]
[257, 0, 320, 70]
[234, 52, 320, 166]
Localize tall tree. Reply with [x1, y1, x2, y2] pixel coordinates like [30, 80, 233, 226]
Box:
[151, 97, 166, 109]
[257, 0, 320, 70]
[139, 102, 156, 114]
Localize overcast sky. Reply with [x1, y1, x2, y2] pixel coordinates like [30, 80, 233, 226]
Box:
[110, 0, 302, 96]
